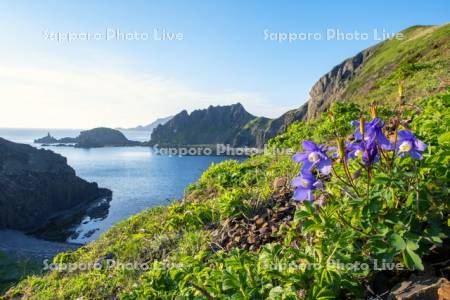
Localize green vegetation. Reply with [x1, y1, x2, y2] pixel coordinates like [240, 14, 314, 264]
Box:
[4, 90, 449, 299]
[342, 24, 450, 108]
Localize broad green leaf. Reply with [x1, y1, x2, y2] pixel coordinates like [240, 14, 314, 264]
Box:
[403, 248, 424, 271]
[406, 240, 419, 251]
[389, 234, 406, 251]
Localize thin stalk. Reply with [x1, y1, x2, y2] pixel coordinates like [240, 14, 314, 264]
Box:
[336, 211, 368, 236]
[342, 158, 361, 197]
[366, 167, 371, 201]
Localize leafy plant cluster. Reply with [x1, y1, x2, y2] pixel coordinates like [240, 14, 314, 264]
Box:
[4, 93, 449, 300]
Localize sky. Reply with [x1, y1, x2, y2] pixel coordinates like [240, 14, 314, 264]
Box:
[0, 0, 449, 129]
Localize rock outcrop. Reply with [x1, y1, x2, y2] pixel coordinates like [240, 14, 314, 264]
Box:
[0, 138, 111, 231]
[75, 127, 141, 148]
[150, 103, 257, 147]
[388, 277, 450, 300]
[306, 46, 377, 119]
[34, 133, 58, 144]
[149, 103, 308, 148]
[34, 127, 142, 148]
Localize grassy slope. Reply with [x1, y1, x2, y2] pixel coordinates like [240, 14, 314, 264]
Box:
[3, 25, 450, 299]
[342, 24, 449, 108]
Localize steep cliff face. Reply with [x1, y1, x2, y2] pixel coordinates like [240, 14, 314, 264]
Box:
[0, 138, 111, 231]
[306, 47, 378, 119]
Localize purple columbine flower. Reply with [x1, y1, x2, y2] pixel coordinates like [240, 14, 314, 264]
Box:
[347, 141, 365, 160]
[293, 141, 332, 175]
[362, 139, 380, 165]
[351, 118, 392, 150]
[291, 172, 323, 202]
[396, 130, 427, 160]
[347, 140, 379, 166]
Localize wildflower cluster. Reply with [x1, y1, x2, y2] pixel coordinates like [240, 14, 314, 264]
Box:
[291, 141, 331, 202]
[291, 110, 427, 203]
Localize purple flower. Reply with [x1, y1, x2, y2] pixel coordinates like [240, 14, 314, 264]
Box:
[293, 141, 332, 175]
[347, 141, 365, 160]
[291, 172, 323, 202]
[396, 130, 427, 160]
[347, 140, 379, 166]
[363, 139, 380, 165]
[351, 118, 392, 150]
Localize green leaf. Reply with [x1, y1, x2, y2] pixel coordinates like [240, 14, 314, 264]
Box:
[403, 248, 424, 271]
[438, 131, 450, 146]
[302, 220, 323, 233]
[303, 201, 315, 214]
[389, 234, 406, 251]
[406, 240, 419, 251]
[294, 210, 311, 222]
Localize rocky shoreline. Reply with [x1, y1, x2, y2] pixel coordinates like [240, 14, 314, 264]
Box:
[0, 137, 112, 236]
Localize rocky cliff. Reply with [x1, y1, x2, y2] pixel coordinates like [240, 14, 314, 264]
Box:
[306, 46, 378, 119]
[0, 138, 111, 231]
[305, 24, 449, 118]
[149, 103, 308, 148]
[150, 103, 257, 147]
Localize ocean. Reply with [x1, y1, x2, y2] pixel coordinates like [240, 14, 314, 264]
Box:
[0, 128, 241, 243]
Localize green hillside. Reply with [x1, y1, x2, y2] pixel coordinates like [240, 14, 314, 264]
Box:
[342, 24, 449, 107]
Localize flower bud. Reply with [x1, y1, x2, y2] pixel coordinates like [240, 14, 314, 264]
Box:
[398, 82, 404, 99]
[359, 115, 365, 138]
[336, 137, 345, 160]
[370, 104, 377, 119]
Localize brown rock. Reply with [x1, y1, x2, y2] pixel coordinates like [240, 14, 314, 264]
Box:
[278, 206, 291, 213]
[273, 177, 288, 190]
[251, 215, 260, 221]
[255, 218, 265, 226]
[271, 226, 278, 234]
[259, 227, 269, 234]
[438, 282, 450, 300]
[388, 277, 450, 300]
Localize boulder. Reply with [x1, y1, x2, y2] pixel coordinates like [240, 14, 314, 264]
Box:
[388, 277, 450, 300]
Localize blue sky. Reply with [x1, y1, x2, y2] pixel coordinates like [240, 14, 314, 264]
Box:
[0, 0, 449, 128]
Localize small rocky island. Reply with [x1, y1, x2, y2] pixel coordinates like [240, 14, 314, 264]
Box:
[0, 138, 112, 235]
[34, 127, 143, 148]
